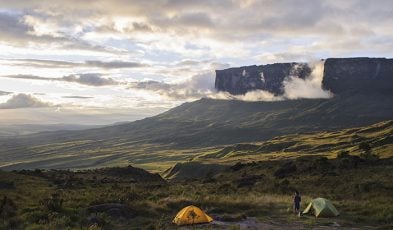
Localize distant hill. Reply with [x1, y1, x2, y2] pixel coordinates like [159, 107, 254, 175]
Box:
[0, 123, 102, 136]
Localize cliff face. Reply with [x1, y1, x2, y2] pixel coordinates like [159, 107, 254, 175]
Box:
[215, 63, 311, 95]
[215, 57, 393, 95]
[322, 58, 393, 94]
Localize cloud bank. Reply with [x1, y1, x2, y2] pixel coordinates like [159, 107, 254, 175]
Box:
[2, 73, 119, 86]
[0, 94, 53, 109]
[5, 59, 148, 69]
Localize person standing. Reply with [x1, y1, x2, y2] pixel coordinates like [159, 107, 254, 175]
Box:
[293, 190, 301, 215]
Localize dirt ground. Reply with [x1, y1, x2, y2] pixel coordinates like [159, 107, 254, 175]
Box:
[178, 216, 373, 229]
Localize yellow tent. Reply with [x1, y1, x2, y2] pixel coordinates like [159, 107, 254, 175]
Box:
[173, 205, 213, 225]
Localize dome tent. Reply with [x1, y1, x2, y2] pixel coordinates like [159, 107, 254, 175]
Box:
[302, 198, 339, 217]
[173, 205, 213, 225]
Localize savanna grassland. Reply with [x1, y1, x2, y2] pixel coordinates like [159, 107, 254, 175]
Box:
[1, 121, 393, 229]
[1, 94, 392, 172]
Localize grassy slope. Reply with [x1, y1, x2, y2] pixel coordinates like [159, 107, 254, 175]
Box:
[0, 93, 392, 171]
[0, 121, 392, 228]
[195, 120, 393, 164]
[1, 157, 393, 229]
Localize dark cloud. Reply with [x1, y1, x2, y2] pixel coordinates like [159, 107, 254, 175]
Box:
[62, 74, 118, 86]
[0, 11, 30, 43]
[0, 94, 53, 109]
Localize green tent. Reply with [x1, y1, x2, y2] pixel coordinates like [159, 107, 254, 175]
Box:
[302, 198, 339, 217]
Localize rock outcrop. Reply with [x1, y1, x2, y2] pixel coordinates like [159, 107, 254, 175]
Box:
[215, 57, 393, 95]
[322, 57, 393, 94]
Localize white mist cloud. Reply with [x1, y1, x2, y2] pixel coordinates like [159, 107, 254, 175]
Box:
[209, 90, 281, 102]
[283, 61, 332, 99]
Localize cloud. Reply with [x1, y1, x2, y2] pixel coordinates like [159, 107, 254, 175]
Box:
[210, 90, 281, 102]
[5, 59, 149, 69]
[0, 11, 123, 54]
[0, 94, 53, 109]
[0, 91, 12, 96]
[62, 96, 94, 99]
[2, 73, 120, 86]
[62, 74, 118, 86]
[0, 11, 30, 42]
[283, 61, 332, 99]
[84, 60, 148, 69]
[129, 71, 217, 100]
[1, 0, 392, 60]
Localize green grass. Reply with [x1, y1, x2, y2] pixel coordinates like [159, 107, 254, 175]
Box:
[1, 153, 393, 229]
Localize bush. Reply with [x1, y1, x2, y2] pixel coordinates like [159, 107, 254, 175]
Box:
[337, 150, 350, 158]
[358, 142, 379, 161]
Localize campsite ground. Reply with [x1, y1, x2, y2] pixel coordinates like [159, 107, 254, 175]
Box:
[1, 154, 393, 229]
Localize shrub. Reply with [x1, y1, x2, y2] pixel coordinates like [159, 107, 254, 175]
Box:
[337, 150, 350, 158]
[358, 142, 379, 161]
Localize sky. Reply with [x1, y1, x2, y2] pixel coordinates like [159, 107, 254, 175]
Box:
[0, 0, 392, 125]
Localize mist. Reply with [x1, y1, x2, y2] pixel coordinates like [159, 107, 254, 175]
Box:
[283, 61, 332, 99]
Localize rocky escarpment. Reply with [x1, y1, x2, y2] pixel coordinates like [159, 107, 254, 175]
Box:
[322, 57, 393, 94]
[215, 63, 311, 95]
[215, 57, 393, 95]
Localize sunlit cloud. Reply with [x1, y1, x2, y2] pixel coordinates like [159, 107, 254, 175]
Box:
[0, 93, 54, 109]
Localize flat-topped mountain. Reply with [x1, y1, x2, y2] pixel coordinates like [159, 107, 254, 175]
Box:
[215, 57, 393, 95]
